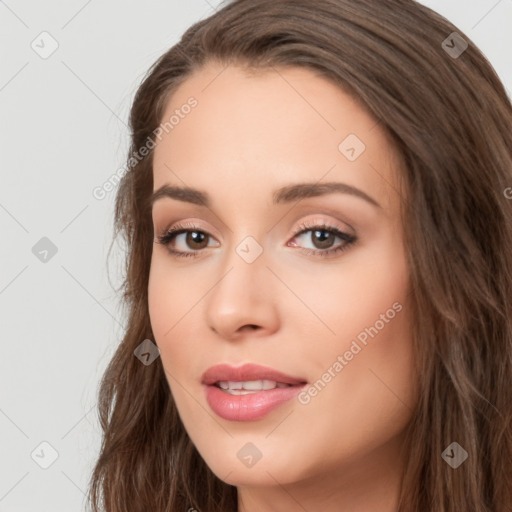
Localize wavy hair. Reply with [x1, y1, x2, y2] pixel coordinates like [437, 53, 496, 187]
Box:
[87, 0, 512, 510]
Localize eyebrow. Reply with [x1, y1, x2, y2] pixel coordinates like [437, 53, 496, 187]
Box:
[150, 181, 382, 209]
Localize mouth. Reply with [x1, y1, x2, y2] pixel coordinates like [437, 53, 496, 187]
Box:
[202, 363, 308, 422]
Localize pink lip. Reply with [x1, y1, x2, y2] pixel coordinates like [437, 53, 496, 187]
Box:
[202, 363, 308, 422]
[201, 363, 306, 386]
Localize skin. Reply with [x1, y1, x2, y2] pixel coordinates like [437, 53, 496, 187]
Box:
[149, 61, 417, 512]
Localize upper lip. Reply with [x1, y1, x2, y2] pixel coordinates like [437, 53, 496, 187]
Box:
[201, 363, 308, 386]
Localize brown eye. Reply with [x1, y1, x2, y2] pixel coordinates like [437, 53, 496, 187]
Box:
[184, 230, 209, 250]
[289, 222, 357, 258]
[156, 225, 219, 258]
[310, 229, 336, 250]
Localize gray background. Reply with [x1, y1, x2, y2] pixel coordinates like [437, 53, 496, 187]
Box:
[1, 1, 510, 510]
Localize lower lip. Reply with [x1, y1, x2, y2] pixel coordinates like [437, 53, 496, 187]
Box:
[204, 384, 306, 421]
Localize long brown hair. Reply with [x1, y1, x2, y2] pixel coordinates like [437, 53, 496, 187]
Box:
[87, 1, 512, 510]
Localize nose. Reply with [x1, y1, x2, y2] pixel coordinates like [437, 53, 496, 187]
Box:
[204, 240, 280, 341]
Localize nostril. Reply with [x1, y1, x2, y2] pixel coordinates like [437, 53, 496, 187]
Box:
[236, 324, 260, 335]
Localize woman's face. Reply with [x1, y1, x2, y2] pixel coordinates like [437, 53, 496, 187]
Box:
[149, 62, 416, 501]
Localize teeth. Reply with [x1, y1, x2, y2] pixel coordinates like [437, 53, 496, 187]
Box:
[244, 379, 274, 390]
[216, 380, 292, 394]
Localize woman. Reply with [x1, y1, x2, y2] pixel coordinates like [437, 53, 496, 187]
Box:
[88, 1, 512, 510]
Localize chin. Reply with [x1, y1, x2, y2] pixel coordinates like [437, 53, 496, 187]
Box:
[197, 443, 310, 487]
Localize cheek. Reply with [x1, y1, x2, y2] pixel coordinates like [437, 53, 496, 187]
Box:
[291, 235, 415, 427]
[147, 259, 187, 365]
[280, 231, 409, 352]
[147, 255, 197, 339]
[148, 261, 171, 339]
[147, 256, 208, 378]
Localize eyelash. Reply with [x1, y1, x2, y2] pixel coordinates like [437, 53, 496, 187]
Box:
[155, 220, 357, 259]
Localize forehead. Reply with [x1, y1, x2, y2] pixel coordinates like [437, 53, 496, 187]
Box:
[152, 62, 402, 214]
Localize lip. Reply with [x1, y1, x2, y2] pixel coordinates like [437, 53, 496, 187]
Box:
[202, 363, 308, 422]
[201, 363, 307, 386]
